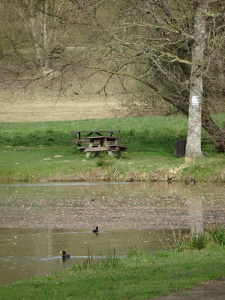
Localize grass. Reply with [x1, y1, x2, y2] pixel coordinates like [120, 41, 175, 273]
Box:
[3, 228, 224, 299]
[0, 114, 225, 183]
[1, 113, 225, 298]
[1, 244, 225, 299]
[0, 115, 189, 148]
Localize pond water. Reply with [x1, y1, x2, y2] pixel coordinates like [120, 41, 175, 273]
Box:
[0, 181, 225, 286]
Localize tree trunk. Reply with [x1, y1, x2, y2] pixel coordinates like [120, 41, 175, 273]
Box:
[202, 108, 225, 152]
[42, 0, 49, 71]
[185, 1, 207, 158]
[30, 2, 43, 68]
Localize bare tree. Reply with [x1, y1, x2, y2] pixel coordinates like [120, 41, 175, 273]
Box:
[80, 0, 225, 155]
[11, 0, 67, 70]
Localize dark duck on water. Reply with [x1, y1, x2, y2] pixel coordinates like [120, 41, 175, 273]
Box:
[190, 179, 195, 186]
[60, 250, 70, 259]
[92, 226, 99, 234]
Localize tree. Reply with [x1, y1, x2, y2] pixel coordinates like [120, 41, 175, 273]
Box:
[0, 0, 94, 76]
[185, 0, 225, 157]
[81, 0, 225, 155]
[186, 1, 207, 158]
[0, 0, 73, 76]
[12, 0, 65, 70]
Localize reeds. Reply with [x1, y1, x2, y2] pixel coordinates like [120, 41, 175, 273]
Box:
[160, 225, 225, 252]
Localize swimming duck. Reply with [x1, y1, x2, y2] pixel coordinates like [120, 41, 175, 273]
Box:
[92, 226, 99, 234]
[185, 179, 195, 186]
[60, 250, 70, 259]
[190, 179, 195, 186]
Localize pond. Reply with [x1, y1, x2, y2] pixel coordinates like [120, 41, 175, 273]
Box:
[0, 181, 225, 285]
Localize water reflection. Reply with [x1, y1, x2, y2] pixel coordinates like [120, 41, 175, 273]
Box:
[0, 227, 167, 285]
[1, 181, 225, 285]
[187, 196, 204, 236]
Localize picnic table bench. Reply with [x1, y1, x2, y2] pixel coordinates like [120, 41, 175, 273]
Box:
[83, 136, 127, 158]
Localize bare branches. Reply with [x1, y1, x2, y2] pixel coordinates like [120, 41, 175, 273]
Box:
[0, 0, 224, 148]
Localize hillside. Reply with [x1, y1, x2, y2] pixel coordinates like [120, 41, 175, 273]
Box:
[0, 91, 122, 123]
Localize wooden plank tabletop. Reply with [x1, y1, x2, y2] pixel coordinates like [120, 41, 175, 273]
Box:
[69, 130, 120, 133]
[87, 136, 120, 140]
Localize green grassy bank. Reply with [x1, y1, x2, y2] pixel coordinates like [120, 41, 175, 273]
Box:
[1, 245, 225, 299]
[0, 115, 225, 183]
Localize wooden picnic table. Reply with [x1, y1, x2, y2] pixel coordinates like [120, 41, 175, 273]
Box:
[68, 130, 127, 158]
[82, 136, 127, 159]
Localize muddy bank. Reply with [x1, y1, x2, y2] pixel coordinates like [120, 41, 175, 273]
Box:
[39, 168, 224, 184]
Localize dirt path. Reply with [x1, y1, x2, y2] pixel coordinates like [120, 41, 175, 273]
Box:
[152, 278, 225, 300]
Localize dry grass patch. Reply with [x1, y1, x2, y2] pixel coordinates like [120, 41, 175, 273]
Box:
[0, 91, 122, 123]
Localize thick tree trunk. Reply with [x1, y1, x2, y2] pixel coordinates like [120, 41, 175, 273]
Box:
[202, 109, 225, 152]
[185, 2, 207, 158]
[165, 95, 225, 153]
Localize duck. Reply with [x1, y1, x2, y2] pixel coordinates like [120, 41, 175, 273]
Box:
[185, 179, 195, 186]
[60, 250, 70, 259]
[190, 179, 195, 186]
[92, 226, 99, 234]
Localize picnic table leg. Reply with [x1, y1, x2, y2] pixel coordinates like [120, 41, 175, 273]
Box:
[86, 141, 94, 158]
[86, 152, 91, 158]
[116, 150, 122, 159]
[107, 150, 114, 157]
[76, 132, 82, 146]
[94, 151, 100, 157]
[103, 140, 113, 157]
[94, 141, 103, 157]
[77, 132, 81, 140]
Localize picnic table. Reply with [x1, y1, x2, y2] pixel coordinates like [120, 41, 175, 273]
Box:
[68, 130, 127, 158]
[68, 130, 120, 146]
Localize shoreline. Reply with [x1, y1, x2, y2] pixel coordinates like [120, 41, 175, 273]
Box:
[0, 170, 224, 184]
